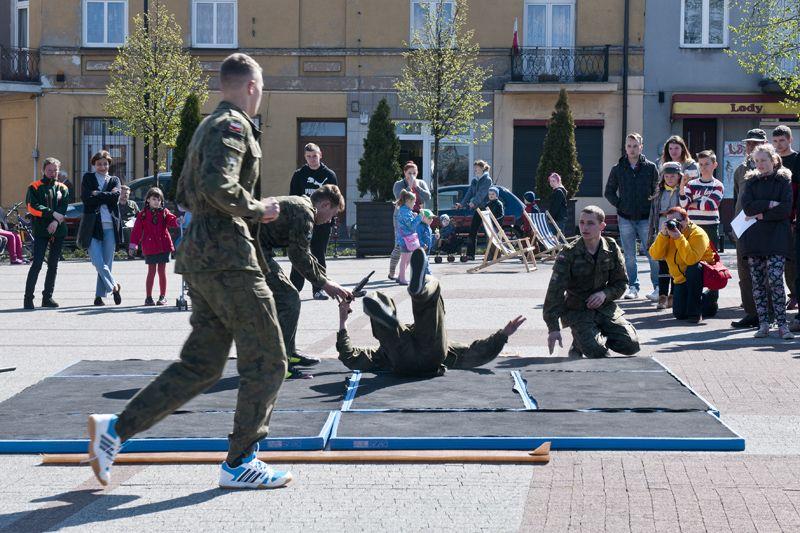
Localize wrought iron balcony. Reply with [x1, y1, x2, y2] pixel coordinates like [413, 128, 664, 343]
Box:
[510, 46, 609, 83]
[0, 46, 40, 84]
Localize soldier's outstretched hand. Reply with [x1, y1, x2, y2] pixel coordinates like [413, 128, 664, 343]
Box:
[547, 331, 563, 355]
[324, 280, 353, 302]
[502, 316, 526, 337]
[260, 197, 280, 223]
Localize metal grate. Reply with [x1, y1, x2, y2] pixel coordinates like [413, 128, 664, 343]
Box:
[0, 46, 39, 83]
[74, 118, 136, 194]
[511, 46, 609, 83]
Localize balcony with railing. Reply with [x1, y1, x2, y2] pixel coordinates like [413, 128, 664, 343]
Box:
[510, 46, 609, 83]
[0, 46, 40, 85]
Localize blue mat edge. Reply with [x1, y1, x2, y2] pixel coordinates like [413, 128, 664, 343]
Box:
[0, 411, 339, 454]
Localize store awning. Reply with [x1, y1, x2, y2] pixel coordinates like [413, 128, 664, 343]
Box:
[671, 93, 800, 119]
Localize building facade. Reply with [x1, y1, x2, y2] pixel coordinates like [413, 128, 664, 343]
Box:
[644, 0, 799, 226]
[0, 0, 645, 229]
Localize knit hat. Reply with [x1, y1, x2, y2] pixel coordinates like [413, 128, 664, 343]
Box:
[420, 209, 434, 219]
[660, 161, 683, 175]
[488, 186, 499, 196]
[523, 191, 536, 203]
[439, 214, 450, 224]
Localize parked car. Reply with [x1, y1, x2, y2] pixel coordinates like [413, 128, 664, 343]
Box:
[435, 184, 525, 237]
[64, 172, 174, 245]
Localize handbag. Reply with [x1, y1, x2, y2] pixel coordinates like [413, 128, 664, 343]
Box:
[402, 233, 420, 251]
[700, 245, 731, 290]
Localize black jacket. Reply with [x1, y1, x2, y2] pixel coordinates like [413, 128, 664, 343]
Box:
[80, 172, 122, 247]
[548, 186, 568, 225]
[604, 154, 658, 221]
[289, 164, 337, 197]
[739, 167, 793, 258]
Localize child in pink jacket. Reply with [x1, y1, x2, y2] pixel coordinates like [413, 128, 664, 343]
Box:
[129, 187, 179, 305]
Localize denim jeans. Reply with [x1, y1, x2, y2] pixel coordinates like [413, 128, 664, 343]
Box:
[617, 216, 658, 291]
[24, 235, 64, 299]
[89, 227, 117, 297]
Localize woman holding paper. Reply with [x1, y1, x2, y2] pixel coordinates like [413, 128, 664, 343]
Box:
[739, 143, 794, 339]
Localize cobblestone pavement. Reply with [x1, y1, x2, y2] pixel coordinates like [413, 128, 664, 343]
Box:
[1, 252, 799, 532]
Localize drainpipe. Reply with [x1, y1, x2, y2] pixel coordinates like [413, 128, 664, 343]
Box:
[621, 0, 630, 153]
[33, 94, 39, 180]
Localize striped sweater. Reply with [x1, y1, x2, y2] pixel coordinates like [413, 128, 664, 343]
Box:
[680, 177, 724, 225]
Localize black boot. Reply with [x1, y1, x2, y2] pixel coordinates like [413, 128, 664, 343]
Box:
[41, 297, 59, 308]
[23, 297, 34, 310]
[94, 297, 105, 306]
[731, 315, 758, 328]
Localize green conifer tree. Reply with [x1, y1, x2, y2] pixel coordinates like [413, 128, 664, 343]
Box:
[358, 98, 401, 202]
[535, 89, 583, 203]
[168, 94, 202, 201]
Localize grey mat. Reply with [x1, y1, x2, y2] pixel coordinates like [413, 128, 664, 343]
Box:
[56, 358, 346, 377]
[520, 370, 711, 411]
[490, 356, 665, 372]
[349, 369, 528, 411]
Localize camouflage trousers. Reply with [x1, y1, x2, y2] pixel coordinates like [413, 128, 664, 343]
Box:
[568, 311, 640, 359]
[115, 270, 287, 464]
[264, 255, 301, 357]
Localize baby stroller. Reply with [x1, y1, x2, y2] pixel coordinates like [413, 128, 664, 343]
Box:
[433, 225, 465, 263]
[175, 212, 191, 311]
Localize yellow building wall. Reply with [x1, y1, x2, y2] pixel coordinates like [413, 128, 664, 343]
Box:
[0, 97, 36, 207]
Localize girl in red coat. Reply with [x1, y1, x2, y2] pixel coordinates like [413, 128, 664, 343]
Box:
[129, 187, 179, 306]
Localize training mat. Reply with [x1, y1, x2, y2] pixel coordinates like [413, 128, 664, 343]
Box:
[520, 369, 711, 411]
[489, 356, 665, 372]
[329, 411, 744, 451]
[347, 369, 530, 411]
[0, 410, 336, 453]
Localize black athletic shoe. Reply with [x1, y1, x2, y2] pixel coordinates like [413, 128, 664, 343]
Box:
[112, 284, 122, 305]
[362, 292, 399, 331]
[23, 298, 34, 310]
[94, 297, 105, 306]
[408, 248, 427, 296]
[567, 344, 583, 358]
[285, 366, 313, 379]
[289, 352, 321, 367]
[144, 296, 155, 306]
[41, 297, 59, 308]
[731, 315, 758, 328]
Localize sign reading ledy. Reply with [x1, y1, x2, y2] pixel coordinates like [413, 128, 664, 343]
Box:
[672, 94, 800, 118]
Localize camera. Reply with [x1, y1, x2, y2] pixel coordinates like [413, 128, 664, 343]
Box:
[666, 219, 679, 231]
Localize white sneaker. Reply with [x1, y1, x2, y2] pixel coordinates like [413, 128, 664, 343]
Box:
[219, 451, 293, 489]
[623, 287, 639, 300]
[313, 290, 329, 301]
[88, 414, 121, 486]
[645, 289, 659, 302]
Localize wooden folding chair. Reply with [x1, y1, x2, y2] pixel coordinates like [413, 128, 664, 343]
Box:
[522, 211, 578, 261]
[467, 209, 537, 273]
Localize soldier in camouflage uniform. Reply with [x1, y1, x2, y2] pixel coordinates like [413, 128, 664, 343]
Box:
[88, 54, 295, 490]
[543, 206, 641, 358]
[336, 249, 526, 377]
[258, 186, 351, 377]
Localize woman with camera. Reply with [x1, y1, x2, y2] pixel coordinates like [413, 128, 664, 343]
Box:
[649, 206, 717, 323]
[739, 143, 794, 339]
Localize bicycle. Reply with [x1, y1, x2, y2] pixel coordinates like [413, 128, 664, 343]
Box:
[0, 201, 35, 260]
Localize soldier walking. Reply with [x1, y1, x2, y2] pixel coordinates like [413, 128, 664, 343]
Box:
[543, 206, 641, 358]
[87, 53, 294, 490]
[337, 248, 526, 376]
[258, 186, 352, 378]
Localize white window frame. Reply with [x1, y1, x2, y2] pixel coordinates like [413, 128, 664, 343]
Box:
[82, 0, 128, 48]
[409, 0, 455, 47]
[523, 0, 576, 48]
[680, 0, 729, 48]
[13, 0, 29, 49]
[192, 0, 238, 48]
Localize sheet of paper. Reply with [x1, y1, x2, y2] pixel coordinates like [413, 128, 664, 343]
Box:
[730, 210, 756, 239]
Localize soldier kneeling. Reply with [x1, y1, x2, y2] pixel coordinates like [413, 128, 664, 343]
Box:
[543, 205, 641, 358]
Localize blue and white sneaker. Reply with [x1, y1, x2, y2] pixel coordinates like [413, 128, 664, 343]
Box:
[408, 248, 428, 296]
[219, 451, 293, 489]
[88, 414, 121, 486]
[362, 292, 399, 331]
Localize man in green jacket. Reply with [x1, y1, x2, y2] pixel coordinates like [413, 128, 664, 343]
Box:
[24, 157, 70, 309]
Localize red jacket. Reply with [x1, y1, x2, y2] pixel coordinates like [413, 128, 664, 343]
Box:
[130, 207, 179, 256]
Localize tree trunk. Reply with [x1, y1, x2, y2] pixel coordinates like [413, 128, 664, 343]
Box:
[152, 135, 159, 188]
[432, 135, 441, 213]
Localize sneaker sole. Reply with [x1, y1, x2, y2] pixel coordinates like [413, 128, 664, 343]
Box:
[363, 297, 399, 330]
[409, 250, 426, 295]
[87, 416, 108, 486]
[219, 473, 294, 490]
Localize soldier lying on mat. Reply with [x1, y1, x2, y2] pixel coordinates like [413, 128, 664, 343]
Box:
[543, 205, 641, 358]
[336, 248, 526, 377]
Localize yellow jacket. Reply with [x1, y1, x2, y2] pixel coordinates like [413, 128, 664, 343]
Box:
[648, 222, 714, 284]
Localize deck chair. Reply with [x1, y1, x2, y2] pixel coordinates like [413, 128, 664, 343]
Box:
[467, 209, 537, 274]
[522, 210, 577, 261]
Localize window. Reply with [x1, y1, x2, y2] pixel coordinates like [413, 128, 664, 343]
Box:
[14, 0, 28, 48]
[410, 0, 454, 46]
[76, 118, 135, 184]
[193, 0, 237, 48]
[681, 0, 728, 47]
[83, 0, 127, 47]
[524, 0, 575, 48]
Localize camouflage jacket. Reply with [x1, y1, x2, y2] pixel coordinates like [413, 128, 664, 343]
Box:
[542, 236, 628, 332]
[175, 101, 265, 274]
[258, 195, 327, 287]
